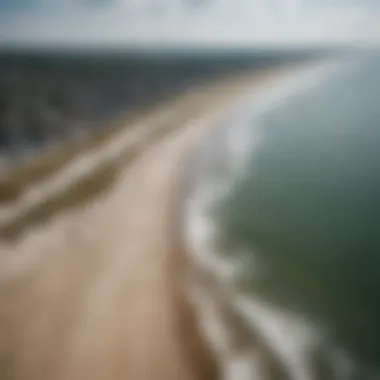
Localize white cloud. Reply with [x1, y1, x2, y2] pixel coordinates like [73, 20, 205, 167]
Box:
[0, 0, 378, 48]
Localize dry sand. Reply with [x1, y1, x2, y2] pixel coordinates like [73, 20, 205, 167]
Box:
[0, 67, 294, 380]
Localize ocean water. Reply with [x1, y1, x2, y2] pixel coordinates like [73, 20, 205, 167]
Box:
[216, 53, 380, 373]
[184, 52, 380, 378]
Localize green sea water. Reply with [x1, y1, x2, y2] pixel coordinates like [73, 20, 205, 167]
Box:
[219, 54, 380, 370]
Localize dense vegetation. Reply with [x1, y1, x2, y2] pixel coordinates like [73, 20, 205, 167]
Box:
[0, 48, 324, 160]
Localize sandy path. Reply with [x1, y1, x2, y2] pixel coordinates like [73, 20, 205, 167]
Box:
[0, 107, 176, 224]
[0, 68, 292, 380]
[0, 76, 240, 225]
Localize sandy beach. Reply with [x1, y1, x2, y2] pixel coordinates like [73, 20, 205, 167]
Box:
[0, 65, 300, 380]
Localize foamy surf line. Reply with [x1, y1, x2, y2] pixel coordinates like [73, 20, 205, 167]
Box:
[181, 58, 357, 380]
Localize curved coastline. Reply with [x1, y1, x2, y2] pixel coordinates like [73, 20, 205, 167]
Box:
[178, 58, 354, 379]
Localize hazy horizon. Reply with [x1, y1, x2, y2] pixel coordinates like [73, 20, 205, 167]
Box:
[1, 0, 379, 50]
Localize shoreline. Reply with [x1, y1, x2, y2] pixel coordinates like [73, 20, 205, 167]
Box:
[178, 58, 350, 379]
[0, 62, 328, 380]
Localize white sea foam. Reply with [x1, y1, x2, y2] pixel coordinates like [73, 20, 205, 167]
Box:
[183, 58, 358, 379]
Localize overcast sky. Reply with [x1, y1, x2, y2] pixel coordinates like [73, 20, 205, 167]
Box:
[0, 0, 378, 49]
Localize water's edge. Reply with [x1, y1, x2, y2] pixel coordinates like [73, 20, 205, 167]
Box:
[179, 58, 356, 379]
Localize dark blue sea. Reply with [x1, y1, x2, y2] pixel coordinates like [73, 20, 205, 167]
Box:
[196, 52, 380, 375]
[183, 54, 380, 380]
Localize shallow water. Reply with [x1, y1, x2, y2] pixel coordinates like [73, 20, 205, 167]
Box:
[185, 52, 380, 378]
[218, 53, 380, 372]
